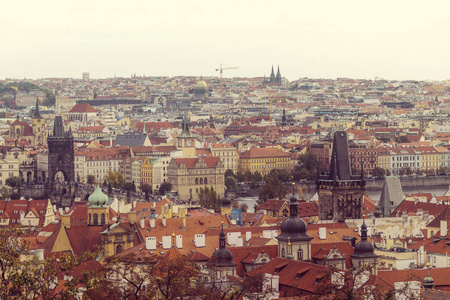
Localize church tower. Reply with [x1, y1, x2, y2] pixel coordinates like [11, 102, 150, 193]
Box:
[270, 65, 276, 83]
[220, 196, 232, 216]
[31, 97, 47, 146]
[350, 220, 378, 274]
[208, 223, 237, 281]
[87, 184, 110, 226]
[48, 116, 75, 184]
[276, 184, 313, 261]
[316, 131, 365, 221]
[177, 111, 196, 157]
[276, 65, 281, 83]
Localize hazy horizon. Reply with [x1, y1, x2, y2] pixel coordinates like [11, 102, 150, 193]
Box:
[1, 0, 449, 82]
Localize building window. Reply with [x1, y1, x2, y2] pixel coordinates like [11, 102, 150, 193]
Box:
[297, 249, 303, 260]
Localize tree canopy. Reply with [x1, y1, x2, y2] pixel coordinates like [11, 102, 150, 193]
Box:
[294, 151, 318, 180]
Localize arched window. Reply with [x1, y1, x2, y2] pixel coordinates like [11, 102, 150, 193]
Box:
[93, 214, 98, 225]
[101, 213, 106, 225]
[116, 244, 123, 254]
[195, 178, 198, 185]
[88, 214, 91, 224]
[281, 248, 285, 258]
[297, 249, 303, 260]
[200, 178, 203, 184]
[204, 177, 208, 184]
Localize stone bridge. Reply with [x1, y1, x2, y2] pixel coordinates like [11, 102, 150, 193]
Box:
[20, 183, 148, 208]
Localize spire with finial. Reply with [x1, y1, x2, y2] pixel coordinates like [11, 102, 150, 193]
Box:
[172, 230, 176, 247]
[289, 182, 298, 217]
[34, 97, 43, 119]
[361, 217, 367, 241]
[423, 261, 434, 289]
[219, 221, 226, 249]
[286, 237, 293, 259]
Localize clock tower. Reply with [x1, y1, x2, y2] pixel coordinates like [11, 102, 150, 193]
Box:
[177, 111, 196, 157]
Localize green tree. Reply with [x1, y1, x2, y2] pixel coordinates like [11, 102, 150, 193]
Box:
[225, 176, 237, 190]
[105, 170, 118, 186]
[117, 172, 125, 188]
[296, 151, 317, 180]
[122, 182, 134, 191]
[372, 167, 386, 178]
[244, 170, 253, 182]
[253, 171, 263, 183]
[5, 176, 22, 195]
[87, 175, 96, 185]
[236, 171, 245, 183]
[224, 169, 236, 179]
[198, 186, 221, 212]
[159, 182, 173, 194]
[258, 174, 287, 203]
[141, 184, 152, 201]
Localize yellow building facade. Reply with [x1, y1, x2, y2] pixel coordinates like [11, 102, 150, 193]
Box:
[239, 147, 291, 176]
[167, 156, 225, 201]
[140, 157, 152, 188]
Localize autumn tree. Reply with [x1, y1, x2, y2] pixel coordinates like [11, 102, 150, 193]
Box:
[0, 226, 103, 299]
[99, 249, 199, 300]
[105, 170, 118, 186]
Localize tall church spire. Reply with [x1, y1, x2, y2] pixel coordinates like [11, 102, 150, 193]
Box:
[33, 97, 43, 119]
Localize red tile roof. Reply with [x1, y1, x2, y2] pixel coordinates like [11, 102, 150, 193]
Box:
[69, 103, 98, 113]
[240, 147, 291, 159]
[173, 156, 220, 169]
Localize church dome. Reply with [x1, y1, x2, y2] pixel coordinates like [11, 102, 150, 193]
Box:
[423, 275, 434, 285]
[353, 239, 375, 255]
[196, 79, 208, 89]
[88, 185, 108, 208]
[280, 217, 307, 236]
[221, 196, 231, 207]
[211, 231, 235, 266]
[277, 194, 313, 241]
[351, 221, 378, 258]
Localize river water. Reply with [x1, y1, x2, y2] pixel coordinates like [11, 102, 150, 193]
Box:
[237, 186, 450, 212]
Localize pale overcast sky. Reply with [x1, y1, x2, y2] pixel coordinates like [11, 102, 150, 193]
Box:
[1, 0, 449, 81]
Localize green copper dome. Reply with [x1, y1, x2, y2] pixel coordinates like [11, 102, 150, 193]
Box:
[88, 185, 108, 208]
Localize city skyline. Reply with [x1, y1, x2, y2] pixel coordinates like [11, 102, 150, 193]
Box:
[1, 0, 449, 81]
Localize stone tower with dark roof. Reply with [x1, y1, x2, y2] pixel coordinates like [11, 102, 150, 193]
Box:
[316, 131, 365, 221]
[31, 97, 47, 146]
[48, 116, 75, 186]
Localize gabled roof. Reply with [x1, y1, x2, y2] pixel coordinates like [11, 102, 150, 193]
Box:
[172, 156, 220, 169]
[114, 133, 150, 147]
[69, 103, 98, 113]
[240, 147, 290, 159]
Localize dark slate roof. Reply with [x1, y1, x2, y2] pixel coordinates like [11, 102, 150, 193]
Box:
[329, 131, 352, 180]
[114, 133, 149, 147]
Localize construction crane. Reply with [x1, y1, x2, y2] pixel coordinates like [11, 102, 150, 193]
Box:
[215, 64, 239, 96]
[215, 64, 239, 79]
